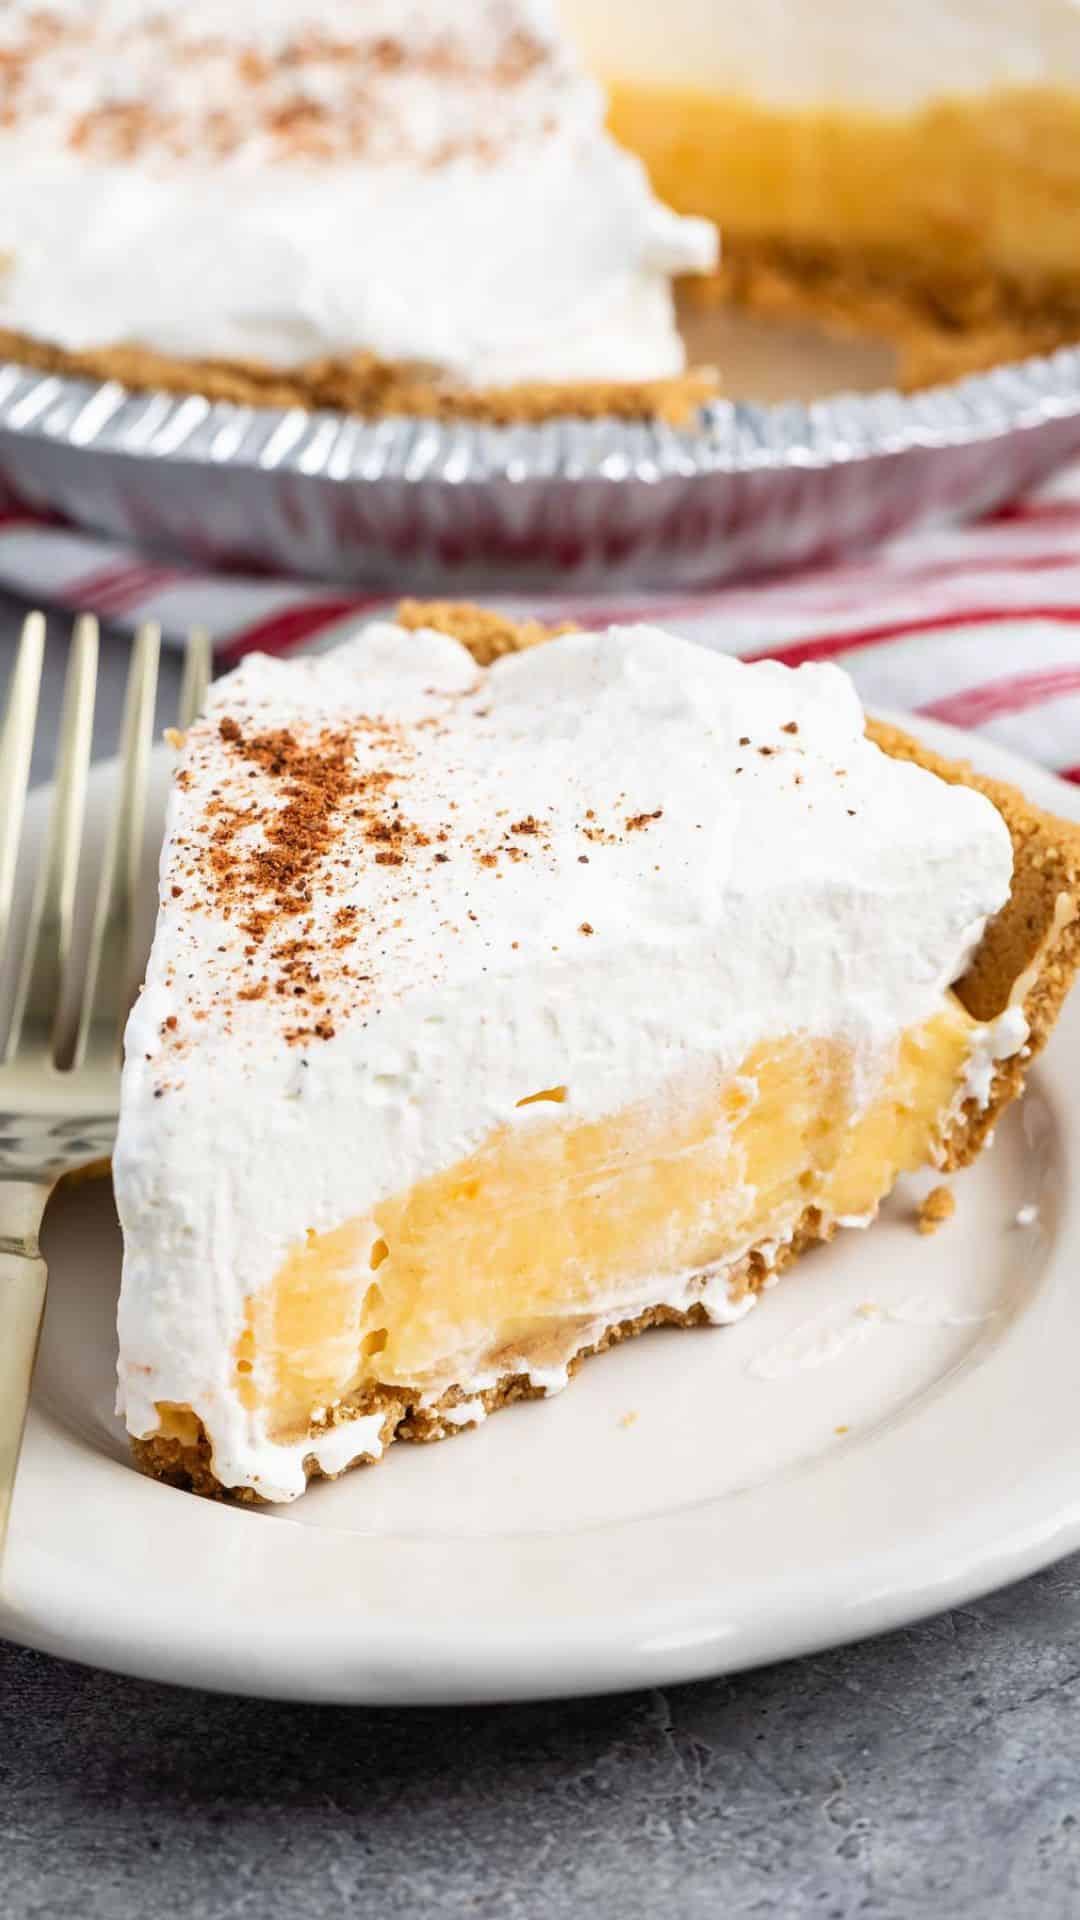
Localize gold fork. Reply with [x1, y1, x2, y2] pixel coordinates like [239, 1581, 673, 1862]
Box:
[0, 614, 210, 1562]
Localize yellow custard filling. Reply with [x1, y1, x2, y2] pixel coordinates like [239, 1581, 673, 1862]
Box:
[604, 83, 1080, 280]
[230, 997, 977, 1442]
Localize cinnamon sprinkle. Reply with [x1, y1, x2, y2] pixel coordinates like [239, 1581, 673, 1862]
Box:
[186, 712, 432, 1040]
[5, 17, 555, 167]
[211, 717, 361, 942]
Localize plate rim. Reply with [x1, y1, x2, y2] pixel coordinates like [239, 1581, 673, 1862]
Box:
[1, 339, 1079, 489]
[3, 711, 1080, 1704]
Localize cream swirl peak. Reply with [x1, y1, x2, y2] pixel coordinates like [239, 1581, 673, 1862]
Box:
[0, 1, 715, 384]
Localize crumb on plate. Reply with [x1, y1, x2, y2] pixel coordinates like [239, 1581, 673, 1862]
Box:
[918, 1185, 956, 1235]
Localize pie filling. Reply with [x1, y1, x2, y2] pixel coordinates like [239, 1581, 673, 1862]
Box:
[600, 81, 1080, 385]
[607, 84, 1080, 281]
[157, 997, 982, 1451]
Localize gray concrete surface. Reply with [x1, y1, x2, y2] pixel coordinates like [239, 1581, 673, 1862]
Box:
[4, 1560, 1080, 1920]
[3, 611, 1080, 1920]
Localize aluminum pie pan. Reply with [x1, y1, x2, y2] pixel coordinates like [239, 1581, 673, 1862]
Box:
[0, 343, 1079, 589]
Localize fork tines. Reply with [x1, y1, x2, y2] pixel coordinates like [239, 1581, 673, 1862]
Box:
[0, 614, 211, 1070]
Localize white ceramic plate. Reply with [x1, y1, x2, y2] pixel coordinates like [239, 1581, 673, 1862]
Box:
[2, 716, 1079, 1703]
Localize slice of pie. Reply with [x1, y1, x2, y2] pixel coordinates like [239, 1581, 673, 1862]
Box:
[0, 2, 715, 423]
[114, 606, 1080, 1502]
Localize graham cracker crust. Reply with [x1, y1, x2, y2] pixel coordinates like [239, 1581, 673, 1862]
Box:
[131, 606, 1080, 1501]
[394, 599, 578, 661]
[8, 246, 1068, 427]
[7, 248, 1074, 432]
[691, 238, 1080, 391]
[865, 714, 1080, 1165]
[132, 1216, 838, 1502]
[0, 328, 717, 428]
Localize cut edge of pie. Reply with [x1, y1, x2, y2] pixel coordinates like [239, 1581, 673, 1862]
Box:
[130, 602, 1080, 1503]
[607, 82, 1080, 390]
[685, 242, 1080, 396]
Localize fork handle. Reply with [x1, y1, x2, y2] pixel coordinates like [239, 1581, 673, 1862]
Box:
[0, 1180, 50, 1565]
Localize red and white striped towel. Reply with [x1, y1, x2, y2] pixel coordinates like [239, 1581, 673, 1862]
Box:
[4, 462, 1080, 781]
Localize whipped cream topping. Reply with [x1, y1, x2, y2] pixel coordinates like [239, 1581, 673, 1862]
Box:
[114, 622, 1016, 1499]
[563, 0, 1080, 112]
[0, 0, 714, 383]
